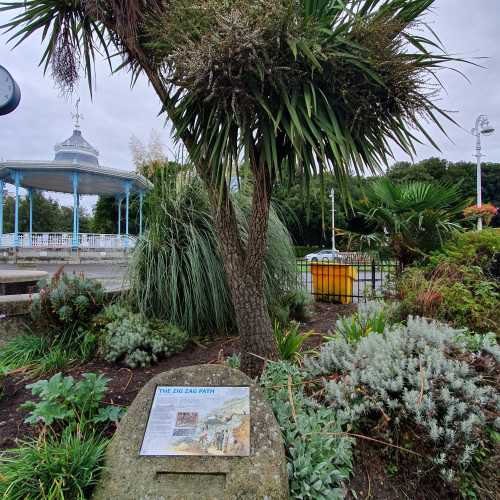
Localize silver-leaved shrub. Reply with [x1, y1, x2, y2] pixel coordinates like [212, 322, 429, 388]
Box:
[101, 306, 189, 368]
[305, 316, 500, 483]
[261, 361, 354, 500]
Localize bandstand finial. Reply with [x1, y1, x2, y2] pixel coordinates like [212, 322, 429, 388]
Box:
[71, 98, 84, 130]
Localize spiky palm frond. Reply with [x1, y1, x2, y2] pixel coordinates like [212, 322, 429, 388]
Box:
[2, 0, 466, 195]
[356, 178, 470, 263]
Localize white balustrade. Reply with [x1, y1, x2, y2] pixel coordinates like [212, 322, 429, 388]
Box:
[0, 233, 136, 249]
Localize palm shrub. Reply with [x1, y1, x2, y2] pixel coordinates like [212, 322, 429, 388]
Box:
[354, 179, 469, 264]
[128, 173, 297, 336]
[305, 317, 500, 488]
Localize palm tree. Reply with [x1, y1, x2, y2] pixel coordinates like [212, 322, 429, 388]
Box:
[356, 179, 470, 264]
[1, 0, 463, 375]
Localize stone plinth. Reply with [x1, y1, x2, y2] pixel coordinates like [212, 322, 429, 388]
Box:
[0, 270, 48, 295]
[93, 364, 288, 500]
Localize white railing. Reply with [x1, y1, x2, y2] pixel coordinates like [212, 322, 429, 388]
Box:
[0, 233, 136, 249]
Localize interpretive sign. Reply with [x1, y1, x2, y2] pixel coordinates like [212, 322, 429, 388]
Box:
[140, 386, 250, 457]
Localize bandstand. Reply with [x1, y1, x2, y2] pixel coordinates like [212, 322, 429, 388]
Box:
[0, 108, 152, 257]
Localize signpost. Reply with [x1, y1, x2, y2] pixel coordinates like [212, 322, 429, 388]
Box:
[141, 386, 250, 457]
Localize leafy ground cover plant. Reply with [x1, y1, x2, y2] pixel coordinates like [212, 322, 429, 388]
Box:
[21, 372, 123, 433]
[0, 371, 120, 499]
[261, 361, 354, 500]
[100, 305, 189, 368]
[305, 316, 500, 492]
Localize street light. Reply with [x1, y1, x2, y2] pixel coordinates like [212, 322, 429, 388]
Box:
[330, 188, 336, 252]
[471, 115, 495, 231]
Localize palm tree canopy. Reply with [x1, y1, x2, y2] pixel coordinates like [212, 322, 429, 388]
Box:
[1, 0, 463, 189]
[357, 178, 470, 263]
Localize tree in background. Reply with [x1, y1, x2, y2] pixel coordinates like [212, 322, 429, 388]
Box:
[3, 0, 462, 376]
[2, 192, 92, 233]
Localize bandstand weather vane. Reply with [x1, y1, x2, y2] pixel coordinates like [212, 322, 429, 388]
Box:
[71, 98, 84, 129]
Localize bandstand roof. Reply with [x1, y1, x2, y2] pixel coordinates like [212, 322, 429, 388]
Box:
[0, 161, 152, 195]
[0, 119, 152, 195]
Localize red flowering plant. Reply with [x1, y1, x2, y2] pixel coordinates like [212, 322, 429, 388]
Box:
[463, 203, 498, 226]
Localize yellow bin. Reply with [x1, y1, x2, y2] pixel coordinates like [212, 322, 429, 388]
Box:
[310, 262, 358, 305]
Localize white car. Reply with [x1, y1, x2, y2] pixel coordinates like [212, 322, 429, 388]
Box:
[304, 249, 345, 261]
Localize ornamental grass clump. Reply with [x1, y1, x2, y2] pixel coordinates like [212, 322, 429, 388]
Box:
[305, 316, 500, 486]
[128, 173, 297, 336]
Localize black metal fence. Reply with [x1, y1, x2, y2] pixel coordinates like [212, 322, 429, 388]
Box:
[296, 255, 402, 304]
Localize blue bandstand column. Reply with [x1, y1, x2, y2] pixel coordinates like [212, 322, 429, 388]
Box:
[124, 181, 131, 249]
[13, 170, 22, 248]
[28, 188, 33, 246]
[0, 180, 4, 247]
[72, 172, 79, 249]
[139, 191, 144, 236]
[116, 195, 122, 237]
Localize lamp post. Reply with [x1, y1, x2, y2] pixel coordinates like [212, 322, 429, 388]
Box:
[330, 188, 336, 252]
[471, 115, 495, 231]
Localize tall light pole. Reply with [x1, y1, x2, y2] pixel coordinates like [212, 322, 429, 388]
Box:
[330, 188, 336, 252]
[472, 115, 495, 231]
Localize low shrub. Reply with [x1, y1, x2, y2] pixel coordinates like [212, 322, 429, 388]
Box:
[396, 264, 499, 334]
[31, 272, 106, 333]
[0, 333, 51, 372]
[0, 432, 108, 500]
[305, 317, 500, 488]
[261, 361, 354, 499]
[21, 372, 123, 432]
[395, 229, 500, 334]
[101, 307, 189, 368]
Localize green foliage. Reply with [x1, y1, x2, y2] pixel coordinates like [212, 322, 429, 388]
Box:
[0, 192, 92, 234]
[429, 228, 500, 278]
[31, 273, 106, 334]
[270, 289, 313, 327]
[354, 178, 469, 264]
[225, 353, 241, 370]
[128, 174, 297, 335]
[387, 158, 500, 228]
[0, 432, 108, 500]
[21, 372, 123, 431]
[395, 230, 500, 334]
[273, 321, 312, 362]
[261, 361, 354, 500]
[331, 301, 394, 344]
[306, 316, 500, 486]
[0, 333, 51, 372]
[101, 305, 189, 368]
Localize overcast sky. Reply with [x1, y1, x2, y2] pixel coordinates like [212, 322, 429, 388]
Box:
[1, 0, 499, 208]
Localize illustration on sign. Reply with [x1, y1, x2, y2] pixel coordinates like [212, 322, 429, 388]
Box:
[140, 386, 250, 457]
